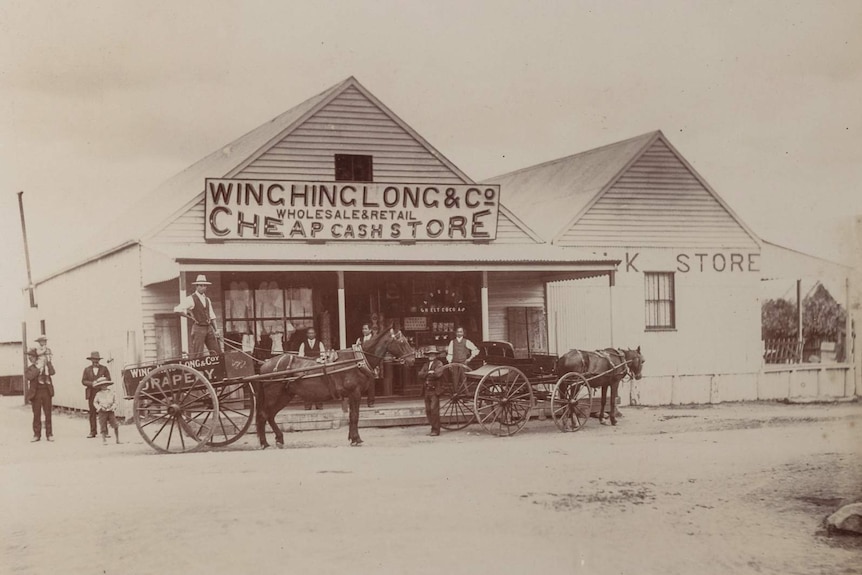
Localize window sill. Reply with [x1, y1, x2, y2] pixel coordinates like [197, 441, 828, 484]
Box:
[645, 327, 677, 333]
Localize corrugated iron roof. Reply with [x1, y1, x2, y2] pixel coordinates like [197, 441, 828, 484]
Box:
[483, 132, 658, 242]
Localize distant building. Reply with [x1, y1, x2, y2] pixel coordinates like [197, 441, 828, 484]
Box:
[0, 341, 24, 395]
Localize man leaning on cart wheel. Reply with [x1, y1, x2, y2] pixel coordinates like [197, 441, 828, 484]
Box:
[174, 274, 223, 358]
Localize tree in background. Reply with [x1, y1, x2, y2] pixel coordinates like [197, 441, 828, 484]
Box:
[761, 283, 847, 362]
[761, 298, 797, 340]
[803, 283, 846, 341]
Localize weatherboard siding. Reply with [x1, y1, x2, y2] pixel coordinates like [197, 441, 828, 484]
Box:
[149, 85, 537, 246]
[557, 139, 758, 249]
[141, 279, 179, 362]
[238, 86, 466, 184]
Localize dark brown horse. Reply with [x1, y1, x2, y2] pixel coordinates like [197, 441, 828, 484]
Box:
[253, 329, 414, 448]
[555, 347, 644, 426]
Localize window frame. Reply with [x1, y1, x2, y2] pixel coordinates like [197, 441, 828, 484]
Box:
[644, 271, 676, 331]
[334, 154, 373, 182]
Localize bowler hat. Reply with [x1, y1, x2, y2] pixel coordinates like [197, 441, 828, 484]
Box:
[191, 274, 212, 285]
[92, 376, 113, 388]
[87, 351, 103, 361]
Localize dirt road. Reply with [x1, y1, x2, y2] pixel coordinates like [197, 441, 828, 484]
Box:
[2, 397, 860, 575]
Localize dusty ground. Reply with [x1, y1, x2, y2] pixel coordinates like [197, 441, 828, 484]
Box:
[2, 397, 861, 575]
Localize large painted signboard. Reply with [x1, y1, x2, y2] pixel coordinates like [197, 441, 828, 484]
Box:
[204, 179, 501, 241]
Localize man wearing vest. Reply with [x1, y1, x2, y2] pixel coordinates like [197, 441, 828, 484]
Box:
[446, 326, 480, 365]
[175, 274, 222, 358]
[355, 323, 378, 407]
[81, 351, 111, 438]
[298, 327, 325, 409]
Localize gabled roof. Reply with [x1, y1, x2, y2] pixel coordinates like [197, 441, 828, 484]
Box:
[483, 132, 657, 242]
[38, 77, 520, 284]
[483, 130, 762, 247]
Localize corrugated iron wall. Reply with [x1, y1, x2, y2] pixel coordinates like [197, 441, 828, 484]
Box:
[547, 278, 612, 354]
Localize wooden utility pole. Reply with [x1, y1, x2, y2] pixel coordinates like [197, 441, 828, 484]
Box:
[17, 192, 36, 308]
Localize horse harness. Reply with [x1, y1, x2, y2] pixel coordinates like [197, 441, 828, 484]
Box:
[584, 349, 635, 381]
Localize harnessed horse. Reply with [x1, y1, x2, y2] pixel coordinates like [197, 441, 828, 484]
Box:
[555, 347, 644, 426]
[253, 329, 414, 448]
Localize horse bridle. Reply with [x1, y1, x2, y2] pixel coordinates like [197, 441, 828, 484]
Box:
[357, 332, 415, 365]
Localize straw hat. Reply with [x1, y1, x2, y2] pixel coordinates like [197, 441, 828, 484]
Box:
[92, 376, 113, 388]
[422, 346, 444, 357]
[191, 274, 212, 285]
[35, 334, 48, 342]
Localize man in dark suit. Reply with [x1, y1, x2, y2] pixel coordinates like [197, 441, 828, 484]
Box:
[26, 348, 54, 442]
[81, 351, 111, 438]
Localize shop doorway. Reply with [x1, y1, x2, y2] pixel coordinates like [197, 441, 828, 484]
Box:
[344, 271, 482, 396]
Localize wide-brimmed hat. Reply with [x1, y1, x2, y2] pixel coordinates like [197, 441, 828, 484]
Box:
[86, 351, 103, 361]
[92, 376, 113, 388]
[422, 346, 444, 357]
[35, 334, 48, 342]
[191, 274, 212, 285]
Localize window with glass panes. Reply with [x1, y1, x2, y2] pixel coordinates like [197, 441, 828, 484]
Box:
[223, 277, 316, 355]
[644, 272, 675, 330]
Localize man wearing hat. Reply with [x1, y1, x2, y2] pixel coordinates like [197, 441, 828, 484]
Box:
[81, 351, 111, 438]
[174, 274, 222, 358]
[417, 347, 447, 437]
[26, 347, 54, 442]
[92, 376, 121, 445]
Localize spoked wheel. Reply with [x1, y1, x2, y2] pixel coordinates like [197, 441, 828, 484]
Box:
[551, 373, 593, 432]
[439, 363, 475, 430]
[207, 380, 256, 447]
[134, 364, 218, 454]
[473, 366, 534, 436]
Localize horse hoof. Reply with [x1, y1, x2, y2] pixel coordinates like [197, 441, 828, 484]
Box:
[350, 440, 363, 447]
[276, 442, 285, 449]
[260, 444, 270, 450]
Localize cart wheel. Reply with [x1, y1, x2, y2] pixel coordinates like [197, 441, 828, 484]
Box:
[134, 364, 218, 454]
[439, 363, 475, 430]
[473, 366, 533, 436]
[551, 373, 593, 432]
[207, 380, 256, 447]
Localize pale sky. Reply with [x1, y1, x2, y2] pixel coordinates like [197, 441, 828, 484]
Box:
[1, 0, 860, 340]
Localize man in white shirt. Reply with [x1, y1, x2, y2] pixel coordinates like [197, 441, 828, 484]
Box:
[298, 327, 325, 409]
[174, 274, 222, 358]
[446, 327, 480, 365]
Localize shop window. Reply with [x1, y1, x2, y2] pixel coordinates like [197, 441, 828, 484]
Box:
[335, 154, 373, 182]
[154, 314, 181, 361]
[644, 272, 675, 330]
[223, 277, 324, 357]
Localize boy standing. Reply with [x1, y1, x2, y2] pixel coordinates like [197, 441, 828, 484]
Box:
[92, 377, 121, 445]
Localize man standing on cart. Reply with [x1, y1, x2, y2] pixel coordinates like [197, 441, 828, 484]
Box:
[175, 274, 222, 358]
[446, 326, 480, 365]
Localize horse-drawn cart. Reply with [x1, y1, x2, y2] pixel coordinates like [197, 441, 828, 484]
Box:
[122, 330, 414, 453]
[437, 342, 643, 436]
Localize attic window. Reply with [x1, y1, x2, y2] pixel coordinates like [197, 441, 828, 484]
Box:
[335, 154, 373, 182]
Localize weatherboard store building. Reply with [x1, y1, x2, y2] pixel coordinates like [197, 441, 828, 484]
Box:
[28, 77, 784, 415]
